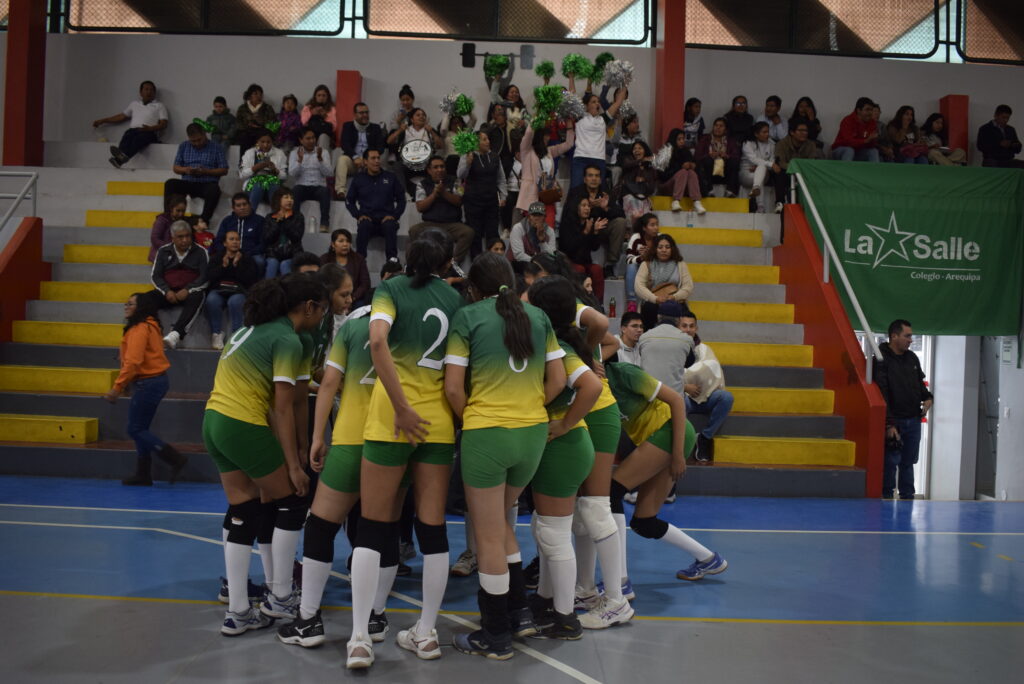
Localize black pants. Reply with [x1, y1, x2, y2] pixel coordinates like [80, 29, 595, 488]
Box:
[118, 128, 159, 160]
[145, 289, 205, 338]
[463, 198, 500, 259]
[164, 179, 221, 222]
[697, 156, 740, 196]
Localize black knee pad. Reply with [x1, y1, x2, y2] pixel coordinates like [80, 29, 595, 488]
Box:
[380, 531, 400, 568]
[273, 493, 309, 531]
[354, 517, 398, 555]
[630, 515, 668, 540]
[225, 499, 262, 546]
[257, 501, 277, 544]
[414, 520, 449, 556]
[610, 479, 628, 515]
[303, 513, 342, 563]
[222, 510, 232, 533]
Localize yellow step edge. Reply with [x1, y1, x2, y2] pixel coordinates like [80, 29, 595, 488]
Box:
[40, 282, 151, 303]
[12, 321, 123, 348]
[661, 226, 763, 247]
[63, 244, 150, 265]
[85, 210, 158, 229]
[0, 414, 99, 445]
[651, 196, 749, 213]
[688, 263, 779, 285]
[729, 387, 834, 415]
[706, 342, 813, 368]
[106, 181, 165, 197]
[714, 436, 856, 467]
[0, 365, 119, 394]
[687, 300, 794, 324]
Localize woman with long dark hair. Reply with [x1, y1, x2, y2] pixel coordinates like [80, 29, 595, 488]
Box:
[301, 84, 338, 150]
[921, 113, 967, 165]
[654, 128, 706, 214]
[236, 83, 276, 159]
[624, 213, 660, 312]
[682, 97, 704, 148]
[788, 96, 822, 146]
[635, 234, 694, 330]
[695, 117, 741, 197]
[322, 228, 371, 307]
[263, 186, 305, 278]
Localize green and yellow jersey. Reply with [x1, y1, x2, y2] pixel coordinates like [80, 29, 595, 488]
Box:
[205, 316, 305, 426]
[364, 275, 465, 444]
[325, 307, 375, 446]
[301, 311, 336, 383]
[444, 298, 564, 430]
[605, 361, 672, 445]
[545, 340, 594, 430]
[574, 300, 618, 413]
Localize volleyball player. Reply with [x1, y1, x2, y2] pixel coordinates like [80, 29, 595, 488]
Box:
[202, 274, 327, 635]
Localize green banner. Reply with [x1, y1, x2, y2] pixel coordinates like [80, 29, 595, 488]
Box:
[789, 159, 1024, 336]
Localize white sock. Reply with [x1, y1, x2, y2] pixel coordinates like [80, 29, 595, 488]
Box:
[258, 542, 274, 585]
[660, 524, 712, 561]
[418, 552, 449, 635]
[224, 541, 252, 614]
[506, 504, 518, 529]
[222, 528, 229, 543]
[549, 555, 576, 616]
[574, 532, 597, 592]
[270, 528, 301, 598]
[465, 512, 476, 554]
[479, 571, 510, 594]
[350, 547, 381, 640]
[594, 532, 623, 600]
[299, 558, 331, 620]
[538, 551, 552, 598]
[374, 564, 399, 614]
[613, 512, 629, 581]
[506, 551, 521, 564]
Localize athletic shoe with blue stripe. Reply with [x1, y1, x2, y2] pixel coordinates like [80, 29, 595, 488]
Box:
[597, 577, 636, 601]
[217, 577, 265, 604]
[221, 607, 274, 636]
[260, 589, 300, 619]
[453, 628, 514, 660]
[676, 552, 728, 581]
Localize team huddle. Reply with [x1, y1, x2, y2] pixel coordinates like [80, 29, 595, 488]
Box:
[201, 228, 726, 669]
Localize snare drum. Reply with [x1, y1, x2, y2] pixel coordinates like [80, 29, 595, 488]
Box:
[400, 139, 433, 172]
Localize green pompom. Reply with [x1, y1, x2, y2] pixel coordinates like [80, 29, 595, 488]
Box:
[534, 60, 555, 79]
[533, 85, 564, 117]
[484, 54, 511, 79]
[264, 120, 282, 135]
[454, 94, 475, 117]
[531, 114, 551, 131]
[192, 117, 216, 134]
[561, 53, 593, 79]
[452, 129, 480, 156]
[591, 51, 615, 82]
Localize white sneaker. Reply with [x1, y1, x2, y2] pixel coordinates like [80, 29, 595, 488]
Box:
[774, 202, 784, 214]
[574, 585, 601, 611]
[623, 490, 638, 505]
[450, 549, 477, 577]
[211, 332, 224, 350]
[693, 200, 707, 215]
[221, 606, 273, 636]
[670, 200, 682, 212]
[578, 595, 635, 629]
[163, 330, 180, 350]
[396, 620, 442, 660]
[346, 635, 374, 669]
[260, 589, 300, 619]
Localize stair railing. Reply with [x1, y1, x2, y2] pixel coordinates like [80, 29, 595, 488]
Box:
[0, 171, 39, 247]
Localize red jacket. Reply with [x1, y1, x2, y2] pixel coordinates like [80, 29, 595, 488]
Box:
[833, 112, 878, 150]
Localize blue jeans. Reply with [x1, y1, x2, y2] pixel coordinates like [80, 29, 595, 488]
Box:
[247, 180, 281, 213]
[625, 261, 639, 301]
[205, 290, 245, 334]
[884, 417, 922, 499]
[832, 146, 880, 163]
[899, 155, 929, 165]
[127, 374, 169, 459]
[264, 258, 293, 279]
[250, 254, 266, 277]
[571, 156, 607, 190]
[685, 389, 735, 438]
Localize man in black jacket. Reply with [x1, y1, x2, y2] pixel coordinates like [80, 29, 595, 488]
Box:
[977, 105, 1024, 168]
[334, 102, 386, 199]
[564, 164, 627, 279]
[148, 220, 209, 350]
[873, 319, 933, 500]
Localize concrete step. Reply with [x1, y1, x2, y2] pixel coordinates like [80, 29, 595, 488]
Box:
[14, 320, 124, 347]
[14, 316, 217, 351]
[676, 244, 772, 265]
[690, 282, 787, 304]
[108, 180, 164, 196]
[707, 342, 813, 367]
[676, 463, 864, 497]
[0, 365, 119, 394]
[661, 226, 763, 247]
[45, 226, 152, 259]
[714, 435, 856, 467]
[723, 365, 823, 389]
[40, 281, 148, 303]
[688, 263, 779, 284]
[86, 209, 161, 228]
[52, 263, 153, 282]
[64, 244, 149, 265]
[651, 196, 748, 214]
[689, 412, 845, 439]
[699, 320, 804, 345]
[26, 302, 225, 349]
[730, 387, 834, 415]
[0, 441, 217, 482]
[654, 210, 781, 245]
[0, 413, 99, 444]
[688, 300, 793, 324]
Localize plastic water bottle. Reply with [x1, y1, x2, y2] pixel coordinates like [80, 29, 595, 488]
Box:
[686, 211, 694, 228]
[609, 297, 617, 318]
[307, 215, 317, 235]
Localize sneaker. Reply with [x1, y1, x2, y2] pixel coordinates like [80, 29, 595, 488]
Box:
[109, 146, 129, 165]
[579, 595, 635, 629]
[530, 611, 582, 640]
[396, 620, 442, 660]
[277, 610, 325, 648]
[603, 264, 618, 279]
[368, 610, 389, 642]
[696, 434, 714, 463]
[693, 200, 707, 215]
[774, 202, 784, 213]
[260, 589, 300, 619]
[528, 593, 554, 628]
[597, 577, 636, 601]
[574, 586, 601, 612]
[211, 332, 225, 350]
[508, 606, 538, 638]
[725, 190, 737, 199]
[670, 199, 682, 212]
[750, 186, 762, 198]
[396, 561, 412, 577]
[221, 606, 274, 636]
[623, 490, 638, 505]
[162, 330, 180, 350]
[108, 157, 122, 169]
[346, 636, 374, 669]
[217, 576, 264, 604]
[450, 549, 478, 577]
[664, 492, 677, 504]
[677, 551, 728, 581]
[453, 628, 514, 660]
[399, 541, 416, 562]
[524, 557, 540, 590]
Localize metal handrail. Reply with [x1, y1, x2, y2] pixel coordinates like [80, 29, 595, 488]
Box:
[0, 171, 39, 240]
[793, 172, 884, 382]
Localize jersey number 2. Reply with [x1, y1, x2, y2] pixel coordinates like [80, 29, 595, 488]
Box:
[417, 308, 449, 371]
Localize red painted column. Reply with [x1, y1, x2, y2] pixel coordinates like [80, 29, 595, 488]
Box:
[654, 0, 685, 147]
[3, 0, 47, 166]
[940, 94, 970, 163]
[335, 71, 363, 147]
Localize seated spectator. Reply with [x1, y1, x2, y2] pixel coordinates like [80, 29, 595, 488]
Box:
[756, 95, 788, 142]
[149, 194, 187, 262]
[205, 96, 236, 153]
[214, 193, 267, 274]
[564, 164, 627, 278]
[335, 102, 387, 200]
[613, 112, 645, 170]
[191, 217, 215, 252]
[93, 80, 168, 169]
[695, 118, 741, 198]
[558, 197, 606, 299]
[235, 83, 276, 159]
[723, 95, 754, 146]
[682, 98, 705, 149]
[147, 220, 209, 350]
[624, 213, 661, 312]
[616, 311, 644, 365]
[321, 229, 371, 307]
[569, 86, 627, 188]
[347, 149, 406, 261]
[239, 129, 287, 212]
[887, 106, 929, 165]
[291, 251, 324, 274]
[679, 311, 734, 463]
[873, 104, 896, 162]
[740, 122, 779, 213]
[205, 229, 260, 350]
[832, 97, 880, 163]
[164, 123, 229, 224]
[439, 111, 478, 176]
[486, 237, 507, 255]
[288, 127, 333, 234]
[390, 84, 421, 133]
[301, 85, 338, 150]
[516, 120, 575, 228]
[388, 107, 444, 197]
[775, 122, 818, 207]
[511, 201, 557, 268]
[263, 187, 304, 278]
[634, 233, 693, 330]
[636, 300, 695, 395]
[409, 156, 475, 265]
[788, 96, 823, 149]
[921, 113, 967, 166]
[276, 94, 302, 153]
[458, 131, 507, 258]
[655, 128, 707, 214]
[977, 104, 1024, 168]
[615, 140, 658, 224]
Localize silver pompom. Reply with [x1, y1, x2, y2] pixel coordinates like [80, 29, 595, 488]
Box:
[439, 90, 458, 116]
[558, 91, 586, 121]
[618, 100, 636, 120]
[603, 60, 634, 89]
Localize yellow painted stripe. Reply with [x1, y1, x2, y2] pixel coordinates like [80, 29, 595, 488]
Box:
[660, 226, 763, 247]
[715, 435, 855, 466]
[998, 554, 1014, 561]
[0, 414, 99, 444]
[12, 321, 122, 347]
[688, 263, 779, 284]
[40, 281, 150, 303]
[63, 244, 149, 265]
[0, 365, 119, 394]
[706, 341, 813, 368]
[85, 209, 158, 228]
[106, 181, 164, 196]
[688, 300, 794, 324]
[730, 386, 834, 414]
[652, 196, 749, 213]
[970, 542, 986, 549]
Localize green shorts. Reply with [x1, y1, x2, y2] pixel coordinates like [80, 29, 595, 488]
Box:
[460, 423, 548, 489]
[646, 419, 697, 460]
[363, 440, 454, 468]
[584, 403, 622, 454]
[202, 410, 284, 480]
[531, 426, 595, 498]
[321, 443, 412, 493]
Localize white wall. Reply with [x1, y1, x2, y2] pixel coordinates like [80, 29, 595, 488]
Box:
[929, 336, 980, 500]
[994, 336, 1024, 501]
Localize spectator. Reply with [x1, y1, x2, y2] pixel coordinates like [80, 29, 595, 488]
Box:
[205, 229, 260, 349]
[301, 84, 338, 150]
[516, 120, 575, 228]
[558, 197, 606, 300]
[682, 98, 705, 149]
[347, 148, 406, 261]
[756, 95, 788, 142]
[291, 251, 324, 274]
[93, 80, 168, 169]
[723, 95, 754, 146]
[624, 213, 661, 312]
[191, 217, 215, 253]
[921, 113, 967, 166]
[147, 220, 209, 350]
[276, 94, 303, 153]
[636, 300, 694, 396]
[390, 84, 421, 132]
[615, 140, 658, 224]
[654, 128, 707, 214]
[214, 193, 267, 275]
[488, 57, 529, 132]
[612, 111, 645, 172]
[887, 106, 929, 165]
[165, 122, 228, 224]
[288, 127, 333, 234]
[486, 237, 506, 256]
[832, 97, 880, 162]
[335, 102, 387, 200]
[263, 187, 305, 278]
[569, 86, 627, 188]
[480, 103, 514, 167]
[564, 164, 627, 278]
[321, 229, 371, 307]
[695, 117, 741, 198]
[387, 107, 443, 197]
[977, 104, 1024, 168]
[634, 234, 693, 331]
[510, 201, 557, 267]
[788, 96, 823, 148]
[409, 156, 475, 266]
[205, 96, 237, 153]
[873, 104, 896, 162]
[235, 83, 276, 159]
[740, 122, 779, 213]
[458, 130, 507, 258]
[239, 129, 287, 212]
[439, 111, 478, 176]
[104, 292, 185, 486]
[775, 122, 818, 207]
[616, 311, 643, 365]
[149, 194, 187, 262]
[679, 311, 734, 463]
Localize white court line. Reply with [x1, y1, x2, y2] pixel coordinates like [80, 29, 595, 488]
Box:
[0, 519, 602, 684]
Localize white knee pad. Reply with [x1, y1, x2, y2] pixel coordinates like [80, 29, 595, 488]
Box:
[533, 514, 574, 562]
[571, 502, 589, 537]
[576, 496, 618, 542]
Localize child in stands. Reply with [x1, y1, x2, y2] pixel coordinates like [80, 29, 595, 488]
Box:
[206, 96, 237, 153]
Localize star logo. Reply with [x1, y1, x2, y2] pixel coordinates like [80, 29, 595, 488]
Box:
[866, 212, 916, 268]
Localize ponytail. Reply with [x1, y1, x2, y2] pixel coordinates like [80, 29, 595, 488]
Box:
[123, 292, 161, 334]
[530, 251, 600, 311]
[407, 235, 449, 289]
[469, 253, 533, 361]
[244, 273, 327, 326]
[527, 275, 595, 370]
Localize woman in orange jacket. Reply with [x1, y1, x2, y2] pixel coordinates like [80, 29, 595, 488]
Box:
[104, 293, 187, 485]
